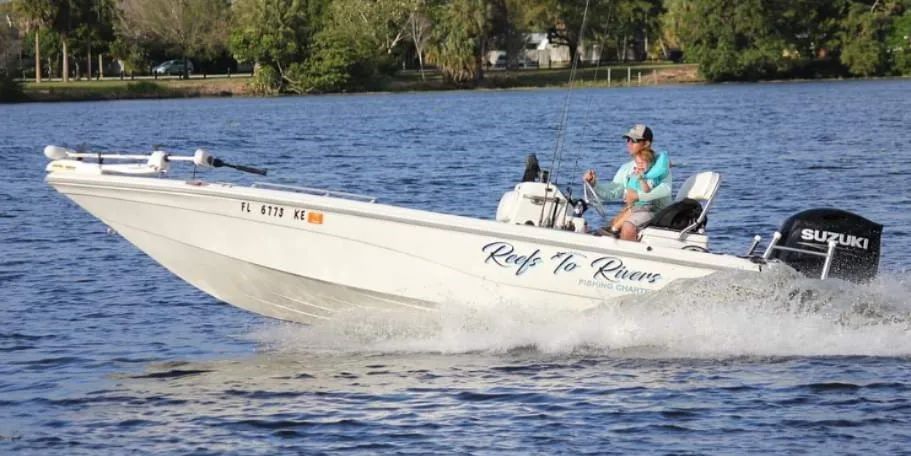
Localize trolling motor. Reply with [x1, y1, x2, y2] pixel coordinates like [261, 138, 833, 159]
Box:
[43, 145, 267, 177]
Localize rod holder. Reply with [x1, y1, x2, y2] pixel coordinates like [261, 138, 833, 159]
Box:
[745, 235, 762, 256]
[762, 232, 782, 259]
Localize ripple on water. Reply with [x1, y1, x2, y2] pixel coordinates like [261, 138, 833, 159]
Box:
[1, 81, 910, 454]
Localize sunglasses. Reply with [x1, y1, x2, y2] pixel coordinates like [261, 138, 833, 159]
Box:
[625, 137, 644, 144]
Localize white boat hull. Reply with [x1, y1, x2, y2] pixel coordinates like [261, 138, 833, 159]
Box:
[47, 174, 765, 324]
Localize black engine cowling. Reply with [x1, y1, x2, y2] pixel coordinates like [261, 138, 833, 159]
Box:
[771, 208, 882, 282]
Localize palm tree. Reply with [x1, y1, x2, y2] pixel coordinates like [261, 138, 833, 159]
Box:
[13, 0, 55, 83]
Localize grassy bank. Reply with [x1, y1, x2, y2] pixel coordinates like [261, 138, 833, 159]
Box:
[17, 64, 701, 102]
[22, 76, 253, 102]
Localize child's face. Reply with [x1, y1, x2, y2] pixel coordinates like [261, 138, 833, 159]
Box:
[634, 156, 648, 172]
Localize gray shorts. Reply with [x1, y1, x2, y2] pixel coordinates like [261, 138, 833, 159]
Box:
[624, 206, 655, 229]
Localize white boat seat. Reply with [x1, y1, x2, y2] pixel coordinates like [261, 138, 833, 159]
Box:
[643, 171, 721, 239]
[677, 171, 721, 203]
[675, 171, 721, 238]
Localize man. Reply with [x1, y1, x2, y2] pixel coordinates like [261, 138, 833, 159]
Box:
[583, 124, 673, 241]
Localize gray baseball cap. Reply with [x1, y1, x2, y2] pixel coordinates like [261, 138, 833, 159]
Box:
[623, 124, 653, 142]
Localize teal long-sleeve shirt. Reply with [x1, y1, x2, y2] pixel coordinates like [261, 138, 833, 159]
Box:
[593, 151, 673, 210]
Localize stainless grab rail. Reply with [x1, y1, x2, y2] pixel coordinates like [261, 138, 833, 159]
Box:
[762, 231, 838, 280]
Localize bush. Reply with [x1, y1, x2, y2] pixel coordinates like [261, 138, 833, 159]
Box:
[125, 81, 168, 96]
[288, 47, 353, 94]
[248, 64, 280, 95]
[0, 75, 23, 102]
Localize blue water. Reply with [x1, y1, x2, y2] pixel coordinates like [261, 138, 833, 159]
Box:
[1, 80, 910, 454]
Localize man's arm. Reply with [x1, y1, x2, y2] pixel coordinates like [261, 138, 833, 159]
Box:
[637, 180, 671, 202]
[594, 162, 632, 201]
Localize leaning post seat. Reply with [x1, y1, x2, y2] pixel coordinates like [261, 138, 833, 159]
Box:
[639, 171, 722, 251]
[649, 198, 705, 231]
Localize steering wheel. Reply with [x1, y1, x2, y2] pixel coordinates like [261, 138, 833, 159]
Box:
[582, 181, 606, 217]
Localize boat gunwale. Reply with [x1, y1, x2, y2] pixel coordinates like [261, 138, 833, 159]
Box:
[46, 172, 767, 273]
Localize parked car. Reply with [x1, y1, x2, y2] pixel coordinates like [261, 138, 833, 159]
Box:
[493, 54, 539, 69]
[153, 59, 193, 75]
[519, 56, 539, 69]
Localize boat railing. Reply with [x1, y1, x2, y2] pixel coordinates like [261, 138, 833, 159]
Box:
[251, 182, 377, 203]
[761, 231, 838, 280]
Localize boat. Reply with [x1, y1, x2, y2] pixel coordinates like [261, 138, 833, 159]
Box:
[43, 145, 883, 324]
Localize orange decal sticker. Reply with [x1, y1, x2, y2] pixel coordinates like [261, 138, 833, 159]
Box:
[307, 211, 324, 224]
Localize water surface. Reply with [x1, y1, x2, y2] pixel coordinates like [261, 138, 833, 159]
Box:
[1, 80, 910, 454]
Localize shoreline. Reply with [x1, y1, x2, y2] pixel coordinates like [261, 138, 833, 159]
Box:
[14, 64, 701, 103]
[10, 65, 908, 103]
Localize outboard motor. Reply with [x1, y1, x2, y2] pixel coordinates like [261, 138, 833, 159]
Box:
[771, 208, 882, 282]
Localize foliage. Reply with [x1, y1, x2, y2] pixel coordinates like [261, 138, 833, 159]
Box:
[118, 0, 231, 77]
[286, 0, 409, 92]
[427, 0, 490, 84]
[109, 37, 148, 73]
[71, 0, 117, 55]
[887, 11, 911, 74]
[840, 3, 888, 75]
[287, 31, 357, 93]
[23, 28, 63, 78]
[229, 0, 328, 85]
[8, 0, 911, 95]
[0, 17, 23, 102]
[248, 64, 281, 95]
[673, 0, 789, 81]
[668, 0, 911, 81]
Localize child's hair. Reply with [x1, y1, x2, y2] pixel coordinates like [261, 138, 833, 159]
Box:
[635, 147, 655, 167]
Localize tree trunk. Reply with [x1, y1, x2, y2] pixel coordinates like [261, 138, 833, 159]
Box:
[35, 32, 41, 84]
[87, 44, 92, 79]
[62, 39, 69, 83]
[99, 53, 104, 79]
[569, 37, 577, 66]
[411, 15, 425, 81]
[621, 35, 628, 62]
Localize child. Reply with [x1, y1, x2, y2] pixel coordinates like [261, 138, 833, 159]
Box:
[609, 148, 655, 233]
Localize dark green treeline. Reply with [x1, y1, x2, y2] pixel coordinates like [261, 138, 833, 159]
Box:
[2, 0, 910, 98]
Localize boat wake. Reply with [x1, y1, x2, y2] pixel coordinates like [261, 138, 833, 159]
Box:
[252, 268, 911, 358]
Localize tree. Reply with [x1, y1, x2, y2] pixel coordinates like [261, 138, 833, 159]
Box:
[12, 0, 55, 83]
[118, 0, 230, 79]
[427, 0, 491, 84]
[1, 8, 24, 101]
[839, 0, 911, 76]
[407, 0, 434, 79]
[72, 0, 116, 79]
[675, 0, 791, 81]
[886, 10, 911, 74]
[230, 0, 326, 91]
[288, 0, 410, 93]
[522, 0, 619, 64]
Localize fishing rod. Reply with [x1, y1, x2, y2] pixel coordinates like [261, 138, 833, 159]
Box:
[537, 0, 593, 227]
[547, 0, 592, 187]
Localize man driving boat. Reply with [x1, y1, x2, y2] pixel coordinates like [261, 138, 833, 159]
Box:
[583, 124, 673, 241]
